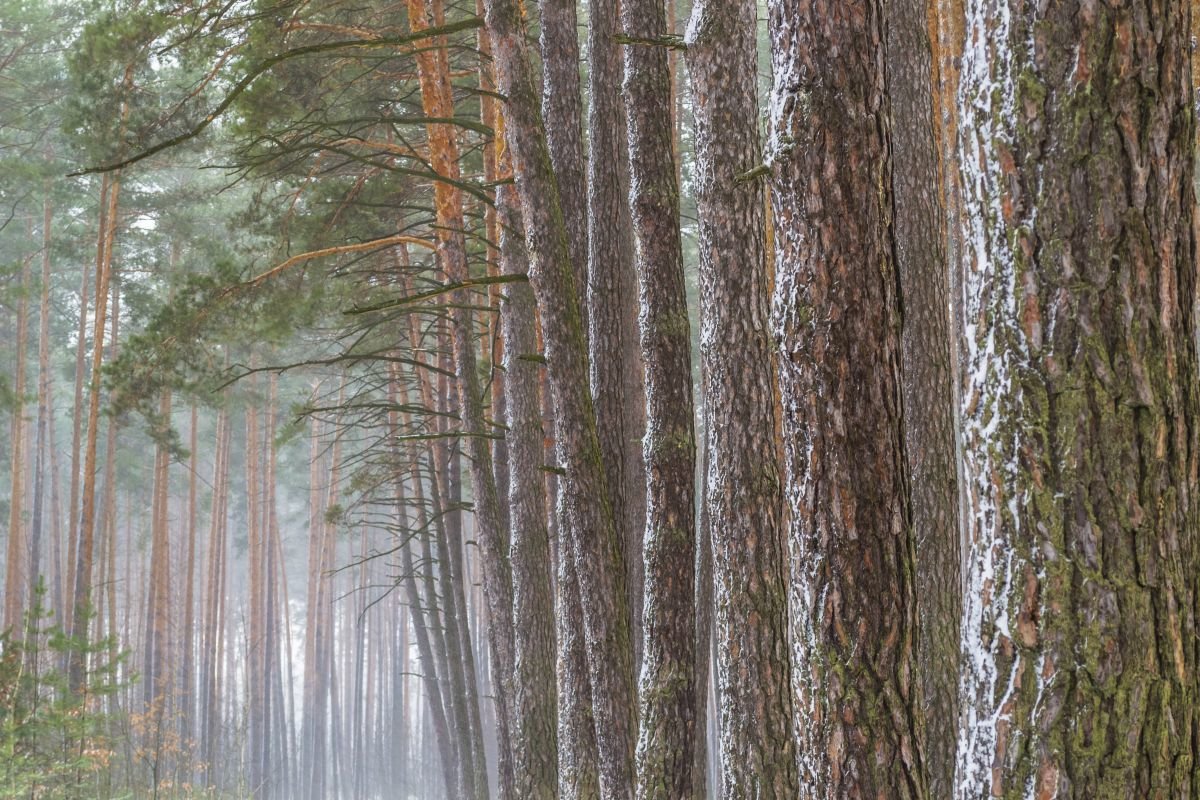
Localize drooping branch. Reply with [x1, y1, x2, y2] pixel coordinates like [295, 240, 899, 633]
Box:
[69, 17, 486, 176]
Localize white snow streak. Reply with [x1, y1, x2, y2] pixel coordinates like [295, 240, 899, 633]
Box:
[952, 0, 1043, 797]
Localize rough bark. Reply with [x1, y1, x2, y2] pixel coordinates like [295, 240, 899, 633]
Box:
[880, 0, 964, 791]
[621, 1, 698, 795]
[952, 1, 1200, 797]
[535, 1, 602, 793]
[767, 0, 927, 795]
[691, 428, 714, 800]
[586, 0, 648, 678]
[684, 0, 798, 794]
[538, 0, 589, 327]
[497, 171, 559, 798]
[481, 0, 639, 794]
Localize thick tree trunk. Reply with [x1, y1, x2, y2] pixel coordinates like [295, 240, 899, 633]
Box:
[482, 0, 639, 796]
[953, 1, 1200, 796]
[621, 2, 698, 795]
[767, 0, 926, 795]
[684, 0, 797, 794]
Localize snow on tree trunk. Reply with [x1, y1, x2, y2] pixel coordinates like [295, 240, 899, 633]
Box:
[685, 0, 798, 793]
[766, 0, 926, 795]
[952, 0, 1200, 796]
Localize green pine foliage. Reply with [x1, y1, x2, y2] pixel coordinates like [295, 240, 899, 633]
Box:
[0, 584, 127, 799]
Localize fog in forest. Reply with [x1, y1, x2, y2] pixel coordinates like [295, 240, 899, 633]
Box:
[3, 0, 1199, 799]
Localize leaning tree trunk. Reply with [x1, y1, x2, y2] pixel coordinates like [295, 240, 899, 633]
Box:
[407, 7, 514, 796]
[767, 0, 925, 795]
[684, 0, 797, 794]
[621, 3, 698, 796]
[951, 1, 1200, 797]
[481, 0, 639, 794]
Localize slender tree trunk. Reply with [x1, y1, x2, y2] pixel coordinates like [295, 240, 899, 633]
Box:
[952, 1, 1200, 796]
[27, 188, 54, 611]
[69, 166, 123, 690]
[407, 5, 515, 795]
[144, 389, 172, 722]
[201, 406, 230, 788]
[534, 0, 602, 793]
[180, 406, 199, 754]
[387, 375, 459, 798]
[684, 0, 797, 793]
[586, 0, 648, 681]
[5, 248, 31, 630]
[690, 425, 713, 800]
[246, 392, 267, 796]
[481, 0, 639, 794]
[66, 175, 98, 630]
[492, 128, 559, 797]
[880, 0, 963, 790]
[620, 0, 698, 794]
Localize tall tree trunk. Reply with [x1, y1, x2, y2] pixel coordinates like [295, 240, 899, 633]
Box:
[881, 0, 963, 791]
[586, 0, 648, 679]
[690, 425, 713, 800]
[621, 1, 698, 795]
[767, 0, 926, 794]
[952, 0, 1199, 796]
[534, 0, 601, 793]
[66, 176, 97, 630]
[201, 405, 230, 787]
[481, 0, 640, 794]
[407, 5, 515, 795]
[684, 0, 797, 794]
[144, 388, 173, 730]
[180, 405, 199, 754]
[246, 392, 267, 796]
[27, 188, 54, 611]
[70, 168, 122, 689]
[5, 248, 31, 629]
[494, 132, 559, 797]
[387, 373, 459, 799]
